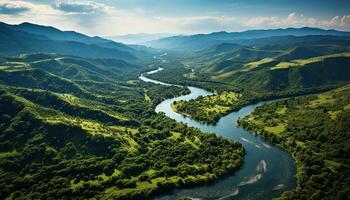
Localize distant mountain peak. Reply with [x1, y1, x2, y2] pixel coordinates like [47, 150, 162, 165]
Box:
[145, 27, 350, 51]
[0, 21, 141, 61]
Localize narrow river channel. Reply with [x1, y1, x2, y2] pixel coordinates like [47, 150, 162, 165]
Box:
[139, 68, 296, 200]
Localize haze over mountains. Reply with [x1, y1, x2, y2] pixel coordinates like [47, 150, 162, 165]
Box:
[0, 18, 350, 200]
[106, 33, 174, 45]
[2, 21, 350, 61]
[0, 22, 158, 62]
[145, 27, 350, 51]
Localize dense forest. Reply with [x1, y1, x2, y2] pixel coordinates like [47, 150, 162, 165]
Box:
[172, 91, 251, 124]
[150, 45, 350, 125]
[238, 85, 350, 199]
[1, 20, 350, 200]
[0, 54, 244, 199]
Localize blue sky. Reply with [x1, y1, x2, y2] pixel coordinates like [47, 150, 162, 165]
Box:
[0, 0, 349, 36]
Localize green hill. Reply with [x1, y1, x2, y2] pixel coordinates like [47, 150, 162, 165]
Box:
[0, 22, 138, 61]
[0, 53, 245, 199]
[214, 53, 350, 94]
[154, 42, 350, 125]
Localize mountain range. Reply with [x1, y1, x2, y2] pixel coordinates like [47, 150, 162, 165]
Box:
[106, 33, 174, 44]
[145, 27, 350, 51]
[0, 22, 158, 61]
[0, 21, 350, 200]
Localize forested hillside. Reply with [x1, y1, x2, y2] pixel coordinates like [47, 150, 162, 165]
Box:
[238, 85, 350, 199]
[146, 27, 350, 51]
[151, 40, 350, 124]
[1, 17, 349, 200]
[0, 22, 160, 62]
[0, 53, 244, 199]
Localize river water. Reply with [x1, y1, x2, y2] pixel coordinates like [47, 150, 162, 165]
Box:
[140, 68, 296, 200]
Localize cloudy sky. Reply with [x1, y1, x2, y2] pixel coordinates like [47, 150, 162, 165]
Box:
[0, 0, 349, 36]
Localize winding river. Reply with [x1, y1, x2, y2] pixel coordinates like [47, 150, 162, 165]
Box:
[140, 68, 296, 200]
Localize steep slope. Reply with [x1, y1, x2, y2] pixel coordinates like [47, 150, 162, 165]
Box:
[0, 53, 245, 199]
[214, 53, 350, 94]
[8, 22, 133, 52]
[201, 47, 283, 73]
[197, 43, 242, 56]
[0, 22, 136, 61]
[276, 45, 350, 61]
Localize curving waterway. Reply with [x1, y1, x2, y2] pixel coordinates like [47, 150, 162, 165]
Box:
[140, 68, 296, 200]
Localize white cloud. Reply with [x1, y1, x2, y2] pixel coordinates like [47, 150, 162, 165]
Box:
[246, 12, 350, 30]
[0, 0, 114, 35]
[54, 1, 112, 15]
[150, 16, 239, 34]
[0, 1, 31, 15]
[0, 0, 60, 15]
[1, 1, 349, 36]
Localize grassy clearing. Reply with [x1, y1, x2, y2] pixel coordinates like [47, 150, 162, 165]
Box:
[276, 107, 287, 115]
[126, 80, 138, 85]
[44, 116, 139, 153]
[184, 72, 197, 79]
[241, 58, 275, 72]
[55, 92, 129, 121]
[309, 93, 336, 107]
[264, 124, 286, 135]
[324, 160, 342, 172]
[204, 104, 230, 113]
[143, 89, 151, 102]
[271, 52, 350, 70]
[101, 176, 176, 199]
[212, 70, 236, 80]
[328, 110, 342, 120]
[110, 125, 138, 135]
[0, 151, 20, 159]
[183, 137, 200, 149]
[169, 131, 181, 140]
[45, 117, 112, 137]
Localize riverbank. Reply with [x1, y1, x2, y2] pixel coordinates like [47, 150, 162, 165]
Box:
[237, 85, 350, 199]
[169, 84, 344, 125]
[170, 102, 192, 118]
[150, 75, 296, 199]
[171, 91, 252, 125]
[136, 70, 246, 199]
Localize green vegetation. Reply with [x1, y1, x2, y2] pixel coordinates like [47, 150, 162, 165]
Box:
[238, 85, 350, 199]
[152, 43, 350, 124]
[146, 61, 235, 92]
[271, 52, 350, 69]
[172, 91, 251, 124]
[0, 53, 244, 199]
[1, 22, 350, 200]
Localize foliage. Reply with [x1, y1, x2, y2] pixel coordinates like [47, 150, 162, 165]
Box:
[173, 91, 250, 124]
[0, 53, 244, 199]
[238, 85, 350, 199]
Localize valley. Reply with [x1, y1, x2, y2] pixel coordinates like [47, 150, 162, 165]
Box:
[0, 54, 244, 199]
[0, 19, 349, 200]
[142, 70, 296, 200]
